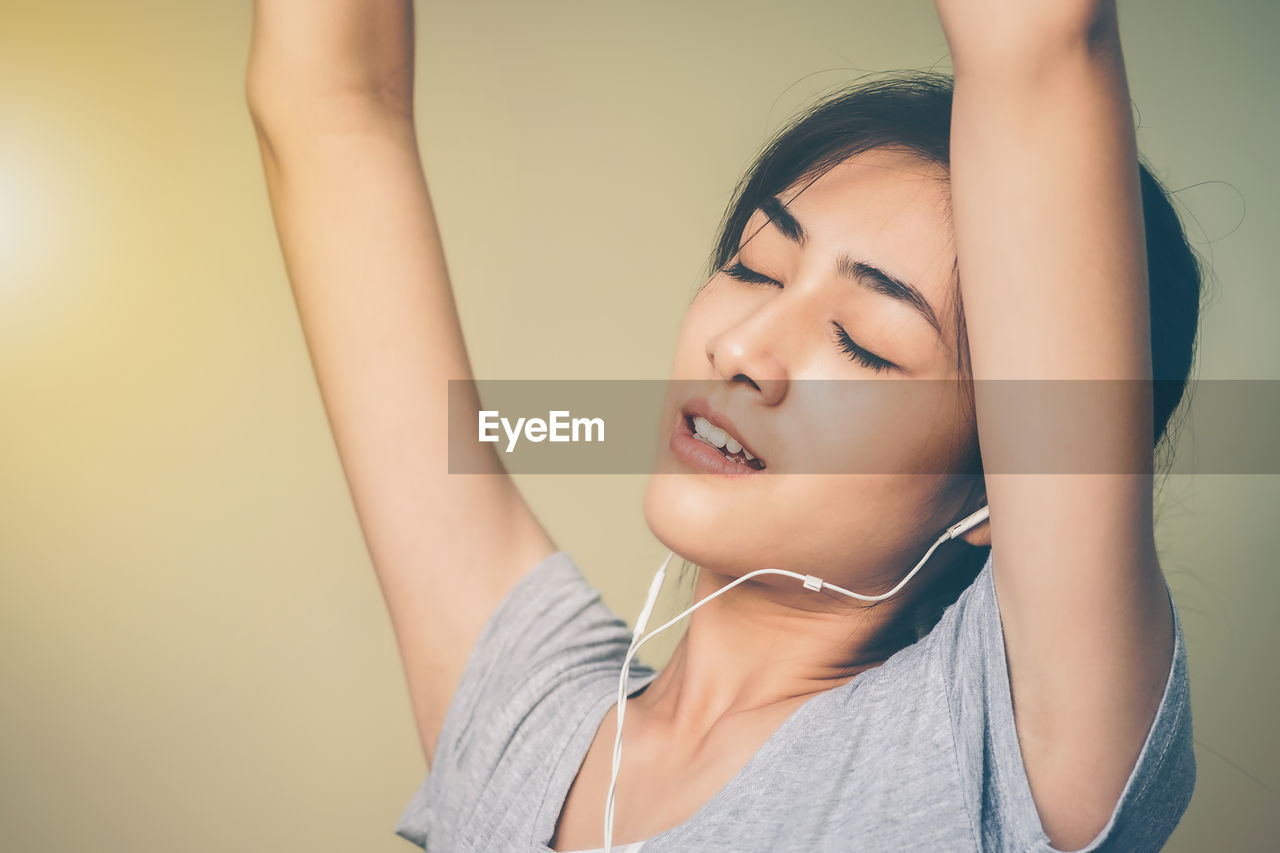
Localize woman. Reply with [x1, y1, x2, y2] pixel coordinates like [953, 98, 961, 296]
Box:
[246, 1, 1200, 850]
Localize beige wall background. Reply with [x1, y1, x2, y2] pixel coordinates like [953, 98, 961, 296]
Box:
[1, 1, 1275, 850]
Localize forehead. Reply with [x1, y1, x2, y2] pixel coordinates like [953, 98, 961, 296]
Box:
[755, 147, 955, 301]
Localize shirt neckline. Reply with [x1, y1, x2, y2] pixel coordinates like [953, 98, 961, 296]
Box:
[531, 664, 859, 852]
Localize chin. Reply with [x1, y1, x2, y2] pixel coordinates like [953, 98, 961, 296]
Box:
[642, 472, 770, 574]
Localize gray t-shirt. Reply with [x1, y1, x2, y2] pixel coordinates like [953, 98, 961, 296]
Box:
[394, 549, 1194, 852]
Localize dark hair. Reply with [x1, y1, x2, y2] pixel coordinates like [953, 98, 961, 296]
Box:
[706, 70, 1204, 648]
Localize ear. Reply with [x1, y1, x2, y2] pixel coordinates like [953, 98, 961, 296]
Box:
[958, 516, 991, 548]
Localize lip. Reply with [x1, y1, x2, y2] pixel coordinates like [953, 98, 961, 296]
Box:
[668, 397, 767, 476]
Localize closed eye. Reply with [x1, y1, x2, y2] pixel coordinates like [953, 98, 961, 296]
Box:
[722, 260, 780, 287]
[832, 323, 896, 373]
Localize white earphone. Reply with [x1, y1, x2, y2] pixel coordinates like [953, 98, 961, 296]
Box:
[601, 504, 990, 852]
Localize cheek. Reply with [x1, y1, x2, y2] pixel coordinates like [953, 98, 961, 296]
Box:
[778, 380, 970, 476]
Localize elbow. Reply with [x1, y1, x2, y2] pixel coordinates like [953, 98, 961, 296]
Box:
[244, 72, 415, 146]
[243, 53, 292, 132]
[243, 71, 269, 127]
[244, 73, 289, 147]
[948, 1, 1122, 79]
[243, 38, 415, 135]
[1014, 0, 1120, 49]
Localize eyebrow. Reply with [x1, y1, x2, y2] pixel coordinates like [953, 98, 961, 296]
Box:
[835, 255, 942, 336]
[755, 195, 942, 337]
[759, 196, 807, 245]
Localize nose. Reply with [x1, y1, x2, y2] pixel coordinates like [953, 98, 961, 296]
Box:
[704, 306, 789, 406]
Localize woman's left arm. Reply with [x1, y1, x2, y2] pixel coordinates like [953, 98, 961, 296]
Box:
[935, 1, 1175, 848]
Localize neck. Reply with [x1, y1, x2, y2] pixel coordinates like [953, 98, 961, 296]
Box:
[631, 562, 918, 741]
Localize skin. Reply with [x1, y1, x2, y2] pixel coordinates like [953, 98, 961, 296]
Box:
[249, 0, 1174, 850]
[640, 147, 985, 726]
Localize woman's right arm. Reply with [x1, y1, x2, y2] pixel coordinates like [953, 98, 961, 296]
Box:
[246, 0, 556, 767]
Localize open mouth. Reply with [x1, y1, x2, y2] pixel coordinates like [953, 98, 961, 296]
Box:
[683, 413, 766, 471]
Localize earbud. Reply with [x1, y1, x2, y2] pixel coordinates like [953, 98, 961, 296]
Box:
[601, 504, 990, 852]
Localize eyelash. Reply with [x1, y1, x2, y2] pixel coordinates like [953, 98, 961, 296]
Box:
[720, 260, 897, 374]
[722, 260, 778, 287]
[831, 323, 894, 374]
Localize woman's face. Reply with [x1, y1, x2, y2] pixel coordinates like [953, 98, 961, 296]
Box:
[644, 147, 981, 593]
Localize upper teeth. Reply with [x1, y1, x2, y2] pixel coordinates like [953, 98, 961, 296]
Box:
[692, 415, 755, 460]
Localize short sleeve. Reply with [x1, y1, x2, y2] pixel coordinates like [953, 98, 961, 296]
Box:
[934, 549, 1196, 853]
[393, 550, 652, 851]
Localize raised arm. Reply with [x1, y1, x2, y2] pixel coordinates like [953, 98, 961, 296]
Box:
[246, 0, 555, 767]
[933, 1, 1175, 847]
